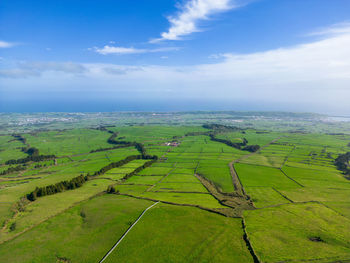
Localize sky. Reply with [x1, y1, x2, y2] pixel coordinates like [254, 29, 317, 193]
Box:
[1, 0, 350, 114]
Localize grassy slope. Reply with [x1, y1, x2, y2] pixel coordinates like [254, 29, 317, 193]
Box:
[244, 202, 350, 262]
[104, 203, 253, 263]
[0, 195, 153, 263]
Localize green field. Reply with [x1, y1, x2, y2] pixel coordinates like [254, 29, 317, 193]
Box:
[104, 203, 253, 263]
[0, 117, 349, 262]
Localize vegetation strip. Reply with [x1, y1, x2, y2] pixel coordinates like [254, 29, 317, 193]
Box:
[279, 168, 305, 187]
[229, 161, 246, 196]
[242, 218, 261, 263]
[194, 173, 254, 217]
[271, 187, 294, 203]
[99, 201, 159, 263]
[203, 124, 260, 152]
[117, 193, 234, 217]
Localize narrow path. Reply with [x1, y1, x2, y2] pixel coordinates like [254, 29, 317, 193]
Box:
[99, 202, 159, 263]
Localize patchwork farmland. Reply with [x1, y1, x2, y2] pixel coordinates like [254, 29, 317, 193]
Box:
[0, 123, 349, 262]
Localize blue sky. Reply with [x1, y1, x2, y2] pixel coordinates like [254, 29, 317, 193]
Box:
[1, 0, 350, 113]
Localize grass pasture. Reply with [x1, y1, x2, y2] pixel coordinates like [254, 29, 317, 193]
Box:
[103, 203, 253, 263]
[0, 195, 154, 263]
[0, 123, 349, 263]
[244, 202, 350, 262]
[197, 161, 234, 193]
[23, 129, 112, 156]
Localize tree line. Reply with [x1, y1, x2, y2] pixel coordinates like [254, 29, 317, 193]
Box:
[93, 154, 157, 176]
[106, 131, 148, 158]
[106, 157, 158, 194]
[0, 164, 27, 175]
[202, 124, 242, 132]
[12, 134, 27, 145]
[26, 174, 88, 201]
[122, 157, 158, 181]
[6, 154, 56, 165]
[209, 134, 260, 153]
[24, 130, 158, 202]
[93, 155, 141, 176]
[7, 134, 56, 165]
[26, 153, 158, 202]
[335, 152, 350, 179]
[25, 154, 142, 201]
[202, 124, 260, 152]
[90, 145, 131, 153]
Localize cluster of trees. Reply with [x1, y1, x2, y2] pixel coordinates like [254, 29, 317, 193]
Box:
[0, 164, 27, 175]
[335, 152, 350, 177]
[27, 174, 88, 201]
[5, 154, 56, 165]
[23, 147, 39, 156]
[107, 185, 118, 193]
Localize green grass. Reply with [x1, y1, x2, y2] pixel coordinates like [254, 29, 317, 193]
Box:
[140, 192, 225, 208]
[282, 166, 350, 188]
[126, 175, 164, 184]
[197, 161, 234, 193]
[0, 136, 27, 164]
[152, 182, 208, 193]
[1, 125, 350, 262]
[0, 147, 137, 227]
[0, 195, 154, 263]
[244, 202, 350, 262]
[161, 173, 200, 183]
[0, 179, 113, 242]
[104, 203, 254, 263]
[244, 186, 290, 208]
[234, 163, 300, 189]
[138, 166, 174, 175]
[23, 129, 112, 156]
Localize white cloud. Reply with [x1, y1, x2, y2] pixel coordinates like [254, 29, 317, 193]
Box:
[152, 0, 235, 42]
[94, 45, 179, 55]
[0, 40, 15, 48]
[308, 22, 350, 37]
